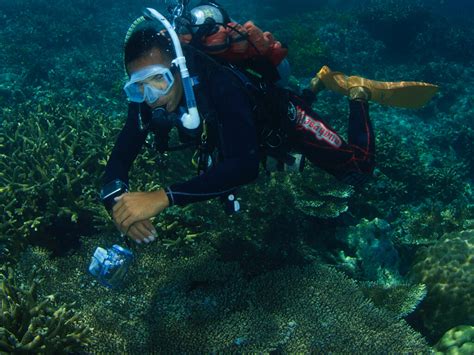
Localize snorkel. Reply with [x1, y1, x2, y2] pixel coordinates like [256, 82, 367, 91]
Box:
[142, 6, 200, 130]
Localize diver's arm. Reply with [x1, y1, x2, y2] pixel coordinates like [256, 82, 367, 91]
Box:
[165, 153, 259, 206]
[103, 102, 148, 186]
[165, 71, 260, 206]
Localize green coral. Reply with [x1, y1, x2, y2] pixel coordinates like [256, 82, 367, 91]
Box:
[0, 102, 119, 257]
[434, 325, 474, 355]
[15, 235, 429, 353]
[409, 229, 474, 340]
[0, 99, 191, 261]
[0, 268, 90, 353]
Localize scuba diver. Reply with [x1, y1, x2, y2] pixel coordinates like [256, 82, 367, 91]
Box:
[102, 1, 438, 244]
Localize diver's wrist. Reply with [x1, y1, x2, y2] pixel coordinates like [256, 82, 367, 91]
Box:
[156, 188, 170, 209]
[164, 187, 174, 207]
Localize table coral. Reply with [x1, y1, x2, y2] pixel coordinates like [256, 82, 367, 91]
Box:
[15, 235, 430, 353]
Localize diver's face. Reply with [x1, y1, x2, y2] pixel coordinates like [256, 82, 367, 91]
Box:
[127, 48, 183, 112]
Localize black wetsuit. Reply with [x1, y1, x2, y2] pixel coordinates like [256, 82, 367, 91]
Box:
[104, 51, 375, 207]
[104, 62, 260, 206]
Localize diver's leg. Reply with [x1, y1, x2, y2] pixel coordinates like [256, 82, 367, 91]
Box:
[342, 96, 375, 185]
[286, 93, 375, 186]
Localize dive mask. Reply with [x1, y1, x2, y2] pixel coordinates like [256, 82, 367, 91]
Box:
[124, 64, 175, 104]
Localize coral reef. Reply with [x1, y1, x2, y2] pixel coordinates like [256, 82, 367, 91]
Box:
[0, 101, 120, 256]
[409, 229, 474, 340]
[1, 0, 473, 350]
[359, 281, 427, 319]
[0, 267, 90, 353]
[15, 236, 429, 353]
[334, 218, 400, 282]
[286, 168, 354, 219]
[434, 325, 474, 355]
[268, 12, 331, 77]
[0, 0, 127, 109]
[349, 111, 473, 242]
[206, 168, 354, 276]
[0, 97, 190, 260]
[357, 0, 431, 55]
[148, 167, 353, 276]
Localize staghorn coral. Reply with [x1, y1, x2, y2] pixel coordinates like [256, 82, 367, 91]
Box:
[0, 268, 90, 353]
[0, 101, 120, 256]
[15, 235, 429, 353]
[409, 229, 474, 340]
[434, 325, 474, 355]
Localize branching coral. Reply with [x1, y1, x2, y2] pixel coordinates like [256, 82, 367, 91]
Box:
[0, 102, 121, 256]
[409, 229, 474, 340]
[0, 268, 90, 353]
[394, 196, 474, 246]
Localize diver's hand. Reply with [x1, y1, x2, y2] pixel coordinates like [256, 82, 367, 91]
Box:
[116, 219, 157, 244]
[112, 190, 169, 233]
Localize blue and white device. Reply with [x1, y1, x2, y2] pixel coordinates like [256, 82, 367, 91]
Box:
[88, 245, 134, 288]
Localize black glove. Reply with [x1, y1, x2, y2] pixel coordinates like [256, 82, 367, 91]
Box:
[100, 179, 129, 211]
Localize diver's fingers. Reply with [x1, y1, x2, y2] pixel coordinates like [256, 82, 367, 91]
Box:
[121, 214, 136, 231]
[128, 222, 156, 244]
[112, 201, 126, 221]
[113, 221, 127, 236]
[142, 220, 158, 237]
[112, 194, 126, 213]
[133, 222, 155, 242]
[114, 206, 131, 228]
[127, 224, 146, 244]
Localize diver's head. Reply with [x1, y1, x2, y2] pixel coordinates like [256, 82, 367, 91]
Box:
[123, 25, 183, 112]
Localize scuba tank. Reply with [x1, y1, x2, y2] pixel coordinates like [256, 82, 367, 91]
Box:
[189, 2, 230, 33]
[173, 1, 289, 71]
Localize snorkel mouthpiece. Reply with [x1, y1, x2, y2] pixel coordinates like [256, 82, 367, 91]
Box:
[143, 7, 200, 129]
